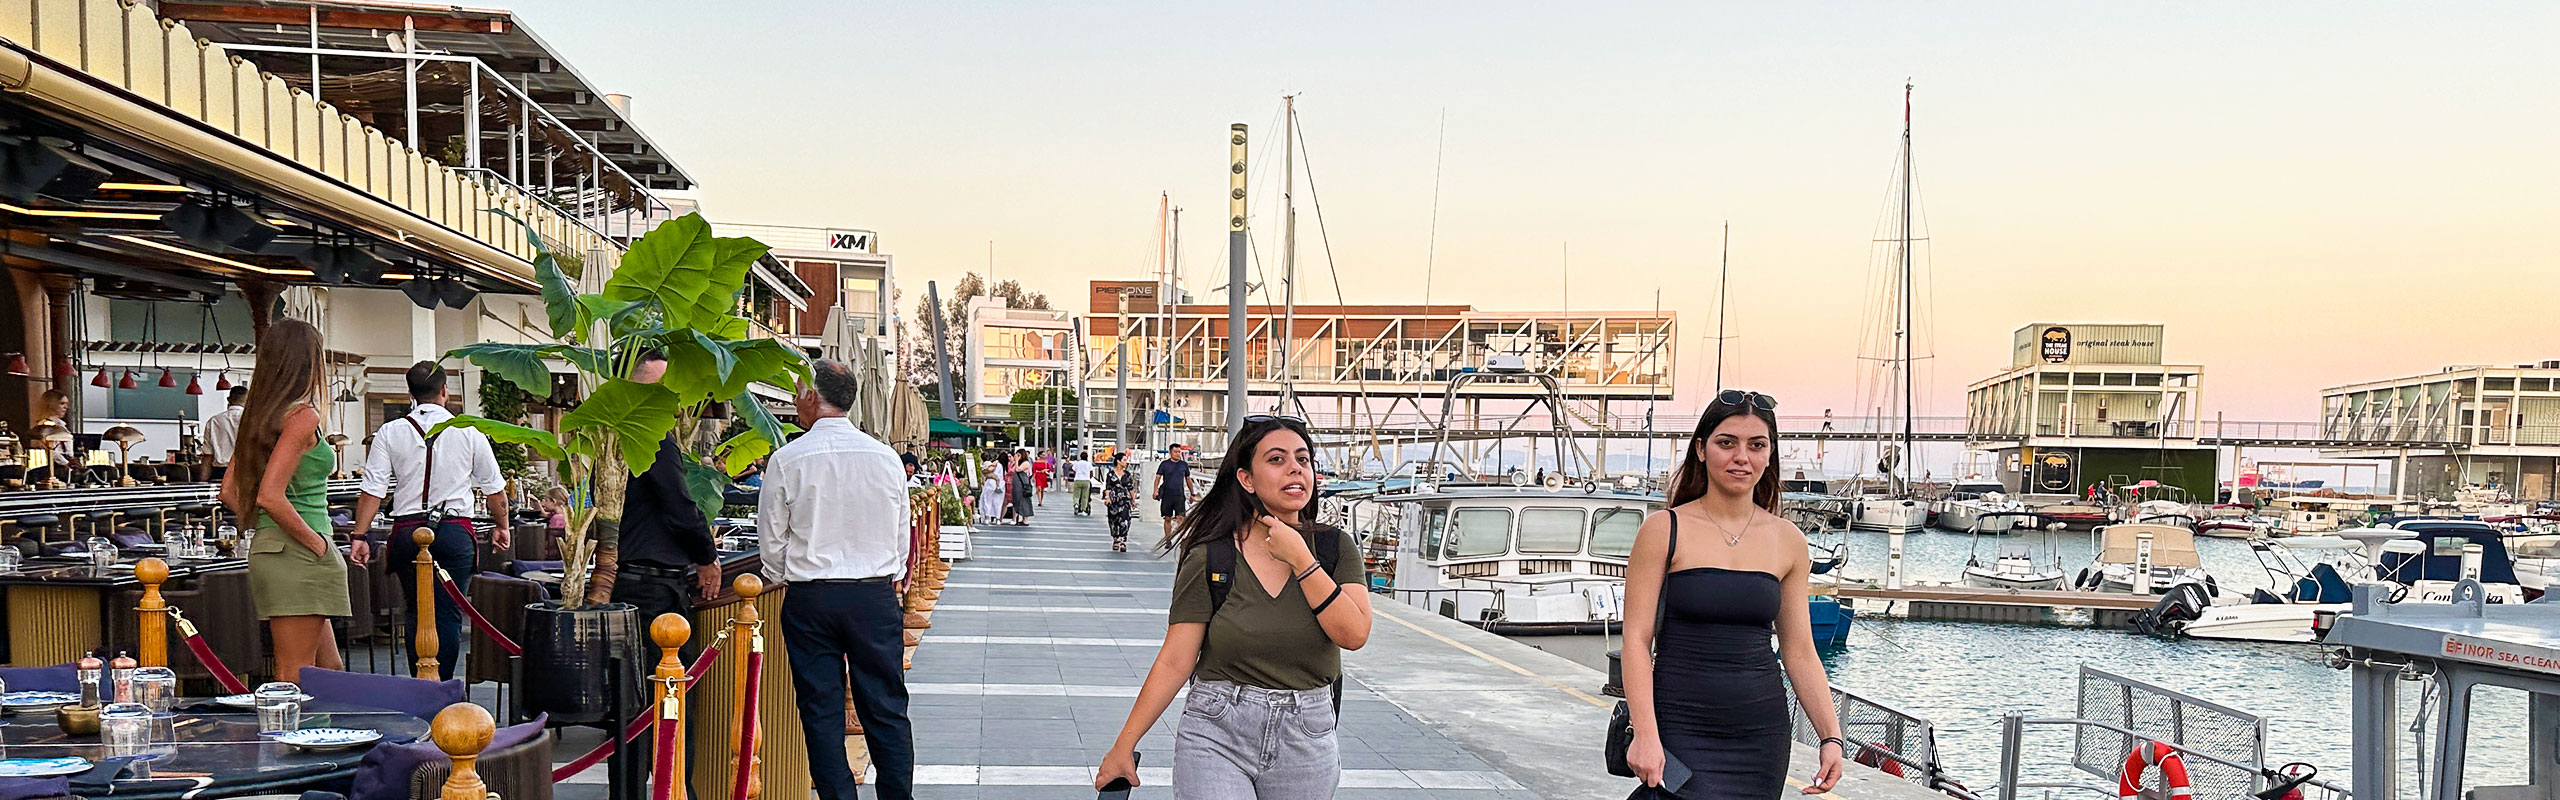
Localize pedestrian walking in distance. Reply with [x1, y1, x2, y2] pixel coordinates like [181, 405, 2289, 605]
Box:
[760, 360, 915, 800]
[1095, 416, 1373, 798]
[1070, 450, 1097, 516]
[348, 360, 512, 681]
[1154, 444, 1194, 548]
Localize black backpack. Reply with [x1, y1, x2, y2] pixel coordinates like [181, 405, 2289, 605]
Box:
[1201, 524, 1356, 712]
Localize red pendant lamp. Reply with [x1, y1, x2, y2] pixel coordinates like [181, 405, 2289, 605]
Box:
[3, 354, 27, 377]
[184, 374, 205, 395]
[117, 370, 138, 390]
[156, 367, 178, 388]
[215, 371, 233, 390]
[91, 367, 111, 388]
[56, 357, 75, 380]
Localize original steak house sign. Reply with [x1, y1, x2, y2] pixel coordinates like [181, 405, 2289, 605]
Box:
[2023, 324, 2164, 367]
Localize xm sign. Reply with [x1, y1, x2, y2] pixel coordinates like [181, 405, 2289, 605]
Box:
[825, 228, 876, 253]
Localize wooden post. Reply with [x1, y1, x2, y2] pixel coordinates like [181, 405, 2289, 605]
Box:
[729, 576, 764, 800]
[430, 702, 496, 800]
[135, 558, 168, 668]
[414, 528, 439, 680]
[651, 613, 691, 796]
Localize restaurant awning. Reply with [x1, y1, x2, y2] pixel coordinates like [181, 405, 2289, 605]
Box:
[930, 418, 985, 440]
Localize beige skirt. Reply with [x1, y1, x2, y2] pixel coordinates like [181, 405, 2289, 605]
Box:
[249, 515, 352, 620]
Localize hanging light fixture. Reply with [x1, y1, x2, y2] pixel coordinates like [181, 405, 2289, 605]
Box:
[215, 371, 232, 390]
[2, 354, 27, 376]
[56, 356, 75, 380]
[156, 367, 177, 388]
[91, 366, 110, 388]
[117, 370, 138, 390]
[184, 374, 204, 395]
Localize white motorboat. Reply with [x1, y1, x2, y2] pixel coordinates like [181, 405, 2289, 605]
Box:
[1852, 494, 1928, 533]
[2171, 536, 2366, 643]
[2150, 523, 2527, 643]
[1934, 479, 2023, 534]
[1961, 514, 2067, 591]
[2195, 505, 2277, 539]
[2072, 523, 2216, 597]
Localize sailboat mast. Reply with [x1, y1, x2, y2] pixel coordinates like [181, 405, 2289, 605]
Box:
[1899, 82, 1915, 493]
[1716, 221, 1729, 394]
[1280, 94, 1299, 414]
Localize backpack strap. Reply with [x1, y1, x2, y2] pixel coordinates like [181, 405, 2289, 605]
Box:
[1205, 524, 1360, 712]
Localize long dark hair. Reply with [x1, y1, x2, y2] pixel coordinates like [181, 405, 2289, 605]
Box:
[1159, 417, 1319, 556]
[229, 318, 327, 521]
[1668, 396, 1781, 512]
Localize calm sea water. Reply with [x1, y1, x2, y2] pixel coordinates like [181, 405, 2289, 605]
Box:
[1505, 528, 2526, 794]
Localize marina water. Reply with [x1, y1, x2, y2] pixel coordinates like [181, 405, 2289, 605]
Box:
[1510, 527, 2526, 791]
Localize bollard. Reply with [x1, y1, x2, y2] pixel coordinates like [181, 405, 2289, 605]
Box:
[430, 702, 497, 800]
[651, 613, 691, 799]
[2134, 530, 2156, 595]
[136, 558, 169, 668]
[729, 576, 765, 800]
[1885, 527, 1905, 591]
[414, 528, 440, 680]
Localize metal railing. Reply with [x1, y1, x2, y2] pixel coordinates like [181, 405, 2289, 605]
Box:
[1996, 716, 2348, 800]
[1788, 682, 1978, 798]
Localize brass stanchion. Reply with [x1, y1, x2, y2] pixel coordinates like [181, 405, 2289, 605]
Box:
[136, 558, 169, 668]
[651, 613, 691, 799]
[430, 702, 497, 800]
[729, 576, 765, 800]
[413, 528, 440, 680]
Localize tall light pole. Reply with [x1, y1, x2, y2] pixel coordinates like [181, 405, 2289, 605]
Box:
[1227, 123, 1249, 431]
[1115, 291, 1132, 452]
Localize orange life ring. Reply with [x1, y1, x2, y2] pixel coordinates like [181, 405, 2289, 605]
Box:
[2118, 740, 2193, 800]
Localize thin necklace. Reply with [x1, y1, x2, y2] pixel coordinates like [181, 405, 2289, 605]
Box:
[1701, 508, 1753, 547]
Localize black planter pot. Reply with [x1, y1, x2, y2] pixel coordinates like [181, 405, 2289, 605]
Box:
[519, 600, 642, 724]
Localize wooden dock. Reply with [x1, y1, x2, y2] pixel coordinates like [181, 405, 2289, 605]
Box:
[1832, 583, 2158, 626]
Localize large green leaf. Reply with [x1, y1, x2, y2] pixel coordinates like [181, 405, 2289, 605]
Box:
[546, 344, 614, 377]
[715, 430, 777, 476]
[559, 379, 680, 474]
[659, 336, 730, 406]
[733, 389, 795, 456]
[603, 213, 763, 331]
[574, 294, 645, 338]
[703, 315, 751, 341]
[489, 208, 578, 339]
[679, 459, 728, 523]
[726, 338, 812, 397]
[447, 343, 552, 393]
[429, 415, 566, 461]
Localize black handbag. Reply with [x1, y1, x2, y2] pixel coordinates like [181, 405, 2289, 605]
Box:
[1605, 514, 1678, 777]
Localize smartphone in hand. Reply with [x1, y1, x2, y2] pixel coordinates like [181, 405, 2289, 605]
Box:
[1099, 750, 1142, 800]
[1659, 750, 1694, 794]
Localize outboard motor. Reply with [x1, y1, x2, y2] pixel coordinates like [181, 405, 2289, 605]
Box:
[2129, 582, 2213, 637]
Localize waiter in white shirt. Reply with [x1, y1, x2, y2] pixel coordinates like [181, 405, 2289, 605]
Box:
[202, 384, 247, 479]
[348, 361, 511, 680]
[759, 359, 912, 800]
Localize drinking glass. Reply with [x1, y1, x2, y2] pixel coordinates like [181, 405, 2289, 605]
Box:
[0, 546, 19, 573]
[254, 682, 301, 734]
[101, 702, 151, 757]
[131, 667, 177, 715]
[86, 536, 117, 568]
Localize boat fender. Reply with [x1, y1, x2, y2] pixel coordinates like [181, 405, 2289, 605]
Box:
[2076, 568, 2095, 591]
[1853, 742, 1908, 778]
[2118, 740, 2194, 800]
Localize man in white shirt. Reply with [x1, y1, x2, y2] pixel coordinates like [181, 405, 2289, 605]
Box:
[201, 385, 247, 479]
[349, 361, 511, 680]
[1068, 450, 1096, 516]
[760, 359, 912, 800]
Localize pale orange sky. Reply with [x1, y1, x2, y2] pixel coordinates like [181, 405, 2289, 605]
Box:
[524, 1, 2559, 420]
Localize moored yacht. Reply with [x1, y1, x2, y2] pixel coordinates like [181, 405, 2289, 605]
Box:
[2071, 523, 2216, 597]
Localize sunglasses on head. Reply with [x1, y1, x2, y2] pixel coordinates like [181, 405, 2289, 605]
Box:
[1711, 389, 1778, 412]
[1243, 414, 1306, 425]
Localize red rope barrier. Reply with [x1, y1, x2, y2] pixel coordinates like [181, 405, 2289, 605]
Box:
[435, 569, 524, 656]
[650, 694, 681, 800]
[545, 640, 729, 783]
[729, 649, 763, 800]
[167, 608, 248, 695]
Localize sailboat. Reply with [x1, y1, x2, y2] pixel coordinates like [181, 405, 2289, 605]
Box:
[1850, 83, 1929, 535]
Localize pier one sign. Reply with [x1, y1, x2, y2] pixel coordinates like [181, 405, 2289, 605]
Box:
[2442, 633, 2560, 675]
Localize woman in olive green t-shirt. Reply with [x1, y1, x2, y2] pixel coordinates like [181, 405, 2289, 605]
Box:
[1094, 417, 1374, 799]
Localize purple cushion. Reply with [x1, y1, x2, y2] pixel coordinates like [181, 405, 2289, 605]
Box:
[295, 668, 464, 721]
[0, 776, 70, 800]
[346, 714, 543, 800]
[0, 663, 77, 693]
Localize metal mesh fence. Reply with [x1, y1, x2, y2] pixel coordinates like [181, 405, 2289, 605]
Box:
[1789, 681, 1945, 791]
[2072, 666, 2267, 800]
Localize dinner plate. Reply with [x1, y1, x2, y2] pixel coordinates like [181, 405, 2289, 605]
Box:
[0, 757, 91, 778]
[0, 691, 79, 710]
[214, 692, 311, 709]
[268, 728, 382, 750]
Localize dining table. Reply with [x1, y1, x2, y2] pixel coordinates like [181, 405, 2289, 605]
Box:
[0, 699, 429, 799]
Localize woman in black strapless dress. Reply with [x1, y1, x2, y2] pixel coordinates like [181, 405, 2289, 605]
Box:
[1622, 390, 1846, 798]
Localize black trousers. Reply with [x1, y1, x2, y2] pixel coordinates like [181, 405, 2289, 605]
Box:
[386, 517, 477, 681]
[782, 580, 912, 800]
[611, 568, 698, 796]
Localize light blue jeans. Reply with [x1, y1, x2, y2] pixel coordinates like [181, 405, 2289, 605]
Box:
[1174, 678, 1340, 799]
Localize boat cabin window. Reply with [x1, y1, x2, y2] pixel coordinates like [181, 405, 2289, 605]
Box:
[1446, 508, 1513, 560]
[1422, 507, 1450, 560]
[1517, 508, 1587, 554]
[1591, 508, 1644, 558]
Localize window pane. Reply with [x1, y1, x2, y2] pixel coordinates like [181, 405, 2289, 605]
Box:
[1518, 508, 1585, 553]
[1591, 508, 1644, 558]
[1423, 507, 1448, 560]
[1447, 508, 1512, 559]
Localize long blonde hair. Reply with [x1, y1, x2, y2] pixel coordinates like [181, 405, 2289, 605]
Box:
[228, 319, 328, 520]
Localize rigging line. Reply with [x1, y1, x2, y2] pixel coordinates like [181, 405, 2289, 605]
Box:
[1289, 111, 1382, 462]
[1419, 109, 1446, 413]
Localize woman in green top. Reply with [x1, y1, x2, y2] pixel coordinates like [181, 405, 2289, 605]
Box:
[219, 319, 351, 681]
[1095, 416, 1373, 799]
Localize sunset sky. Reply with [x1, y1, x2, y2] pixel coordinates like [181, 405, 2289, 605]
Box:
[525, 1, 2556, 421]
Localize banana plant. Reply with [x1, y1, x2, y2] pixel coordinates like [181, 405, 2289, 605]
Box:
[433, 211, 810, 608]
